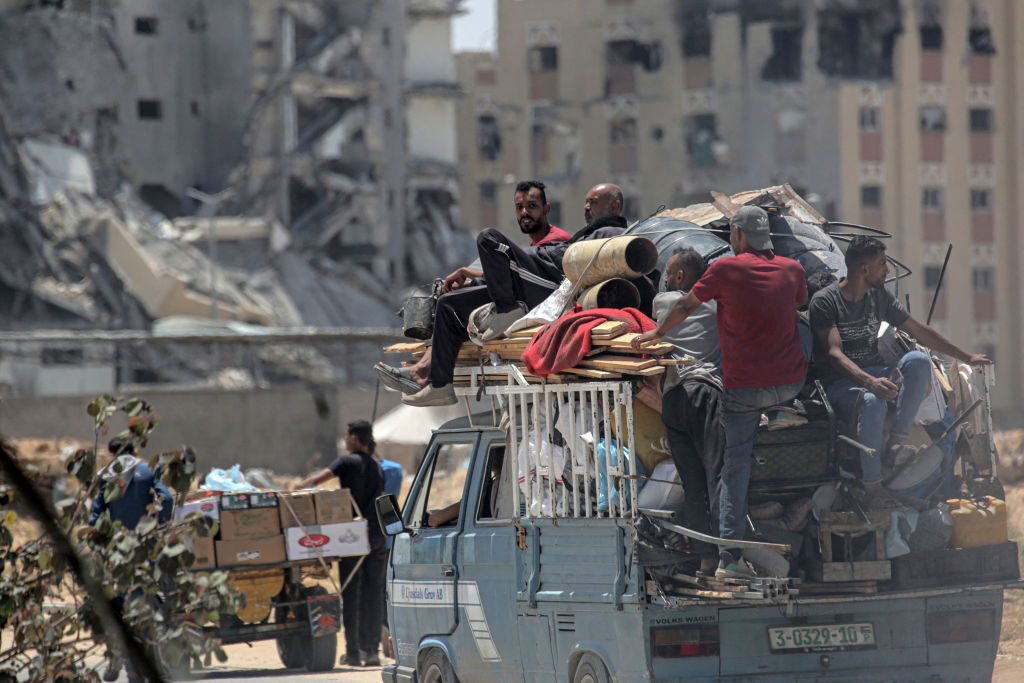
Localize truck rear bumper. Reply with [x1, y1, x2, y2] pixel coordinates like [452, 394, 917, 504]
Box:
[381, 663, 416, 683]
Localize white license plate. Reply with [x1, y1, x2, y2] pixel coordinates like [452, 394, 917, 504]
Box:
[768, 623, 876, 652]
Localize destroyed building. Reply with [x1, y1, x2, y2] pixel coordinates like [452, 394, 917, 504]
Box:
[455, 0, 1024, 415]
[0, 1, 473, 396]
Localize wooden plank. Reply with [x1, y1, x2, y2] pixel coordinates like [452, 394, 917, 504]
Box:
[593, 333, 676, 355]
[815, 561, 891, 583]
[561, 367, 621, 379]
[578, 354, 658, 371]
[657, 357, 696, 366]
[626, 366, 666, 377]
[383, 342, 427, 353]
[506, 325, 544, 338]
[590, 320, 630, 338]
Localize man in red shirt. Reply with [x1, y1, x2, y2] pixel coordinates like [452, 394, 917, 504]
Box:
[633, 205, 806, 577]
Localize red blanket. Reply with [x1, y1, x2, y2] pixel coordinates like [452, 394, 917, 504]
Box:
[521, 306, 656, 377]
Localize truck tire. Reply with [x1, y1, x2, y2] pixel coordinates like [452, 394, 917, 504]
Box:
[573, 653, 610, 683]
[419, 648, 459, 683]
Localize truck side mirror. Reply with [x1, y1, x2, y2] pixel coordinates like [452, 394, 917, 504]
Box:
[376, 494, 407, 536]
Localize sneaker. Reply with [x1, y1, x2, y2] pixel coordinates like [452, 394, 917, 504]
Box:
[102, 665, 121, 682]
[402, 383, 457, 407]
[362, 653, 381, 667]
[339, 653, 362, 666]
[715, 550, 755, 579]
[479, 305, 527, 342]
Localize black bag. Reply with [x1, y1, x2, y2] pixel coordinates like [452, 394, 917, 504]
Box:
[399, 279, 443, 340]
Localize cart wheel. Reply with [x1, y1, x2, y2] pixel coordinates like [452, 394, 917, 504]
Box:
[301, 585, 338, 672]
[274, 589, 305, 670]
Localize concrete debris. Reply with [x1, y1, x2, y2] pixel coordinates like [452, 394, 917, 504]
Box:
[20, 139, 96, 205]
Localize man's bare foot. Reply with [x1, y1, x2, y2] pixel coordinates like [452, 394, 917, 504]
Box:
[409, 348, 432, 387]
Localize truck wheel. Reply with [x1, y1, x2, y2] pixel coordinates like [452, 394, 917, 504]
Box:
[573, 653, 609, 683]
[419, 648, 459, 683]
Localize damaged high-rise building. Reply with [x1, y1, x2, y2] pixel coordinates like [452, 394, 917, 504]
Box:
[0, 0, 473, 393]
[455, 0, 1024, 413]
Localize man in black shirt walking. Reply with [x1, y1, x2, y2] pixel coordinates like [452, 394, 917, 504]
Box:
[294, 420, 387, 667]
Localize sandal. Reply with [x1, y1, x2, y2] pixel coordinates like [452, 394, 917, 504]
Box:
[374, 362, 423, 395]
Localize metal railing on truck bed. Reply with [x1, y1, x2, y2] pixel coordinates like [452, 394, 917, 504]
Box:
[454, 368, 640, 520]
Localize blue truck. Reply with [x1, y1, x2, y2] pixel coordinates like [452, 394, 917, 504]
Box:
[378, 187, 1019, 681]
[376, 377, 1018, 683]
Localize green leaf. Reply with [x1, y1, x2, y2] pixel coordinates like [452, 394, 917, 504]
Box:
[125, 398, 142, 417]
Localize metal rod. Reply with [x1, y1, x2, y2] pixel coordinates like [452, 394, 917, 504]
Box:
[926, 244, 953, 326]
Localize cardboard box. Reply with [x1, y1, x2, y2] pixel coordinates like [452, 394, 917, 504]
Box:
[220, 507, 281, 540]
[220, 491, 279, 511]
[173, 497, 220, 523]
[313, 489, 354, 524]
[190, 536, 216, 570]
[284, 520, 369, 561]
[216, 535, 286, 567]
[278, 491, 317, 528]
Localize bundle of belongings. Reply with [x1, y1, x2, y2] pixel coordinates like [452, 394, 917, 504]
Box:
[381, 184, 1013, 596]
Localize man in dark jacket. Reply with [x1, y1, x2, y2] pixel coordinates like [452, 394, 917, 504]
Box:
[401, 182, 633, 407]
[89, 438, 173, 529]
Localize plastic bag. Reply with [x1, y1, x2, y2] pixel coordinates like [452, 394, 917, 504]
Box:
[505, 278, 574, 335]
[596, 440, 646, 513]
[201, 464, 258, 492]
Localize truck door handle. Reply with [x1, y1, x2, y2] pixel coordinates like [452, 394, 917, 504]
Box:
[441, 566, 456, 578]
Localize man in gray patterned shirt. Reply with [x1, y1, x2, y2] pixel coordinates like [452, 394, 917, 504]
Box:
[809, 236, 990, 509]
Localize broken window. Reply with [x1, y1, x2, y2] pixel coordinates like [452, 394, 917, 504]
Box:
[134, 17, 158, 35]
[817, 2, 902, 80]
[548, 201, 562, 227]
[190, 101, 199, 117]
[861, 185, 882, 208]
[477, 115, 501, 161]
[970, 188, 992, 212]
[610, 118, 636, 144]
[137, 100, 162, 120]
[859, 106, 880, 131]
[922, 186, 943, 212]
[924, 266, 942, 289]
[968, 4, 996, 55]
[532, 123, 550, 165]
[529, 46, 558, 72]
[681, 5, 711, 58]
[775, 109, 806, 164]
[684, 114, 723, 166]
[479, 182, 497, 204]
[969, 107, 993, 133]
[606, 40, 637, 95]
[762, 25, 803, 82]
[971, 267, 994, 293]
[920, 105, 946, 131]
[920, 25, 943, 50]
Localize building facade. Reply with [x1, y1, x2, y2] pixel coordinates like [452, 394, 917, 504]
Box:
[455, 0, 1022, 411]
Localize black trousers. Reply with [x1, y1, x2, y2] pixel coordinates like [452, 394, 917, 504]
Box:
[339, 535, 389, 658]
[661, 379, 725, 560]
[429, 229, 562, 387]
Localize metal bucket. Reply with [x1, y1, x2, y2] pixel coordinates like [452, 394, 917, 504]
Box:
[562, 236, 658, 287]
[399, 279, 443, 340]
[577, 278, 640, 311]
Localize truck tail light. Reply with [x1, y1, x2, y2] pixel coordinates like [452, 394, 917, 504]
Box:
[651, 625, 720, 658]
[926, 609, 995, 644]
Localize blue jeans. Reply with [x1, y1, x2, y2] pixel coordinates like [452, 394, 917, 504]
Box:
[826, 350, 932, 484]
[719, 379, 804, 545]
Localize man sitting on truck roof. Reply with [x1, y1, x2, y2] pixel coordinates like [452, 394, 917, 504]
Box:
[633, 206, 807, 579]
[809, 236, 991, 509]
[654, 247, 724, 576]
[399, 182, 632, 407]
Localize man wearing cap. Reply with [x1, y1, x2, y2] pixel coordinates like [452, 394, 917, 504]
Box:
[632, 206, 807, 578]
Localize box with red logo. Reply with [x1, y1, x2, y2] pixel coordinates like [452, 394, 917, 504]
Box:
[173, 496, 221, 522]
[283, 520, 369, 561]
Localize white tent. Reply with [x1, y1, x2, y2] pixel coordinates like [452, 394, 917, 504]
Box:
[373, 403, 469, 446]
